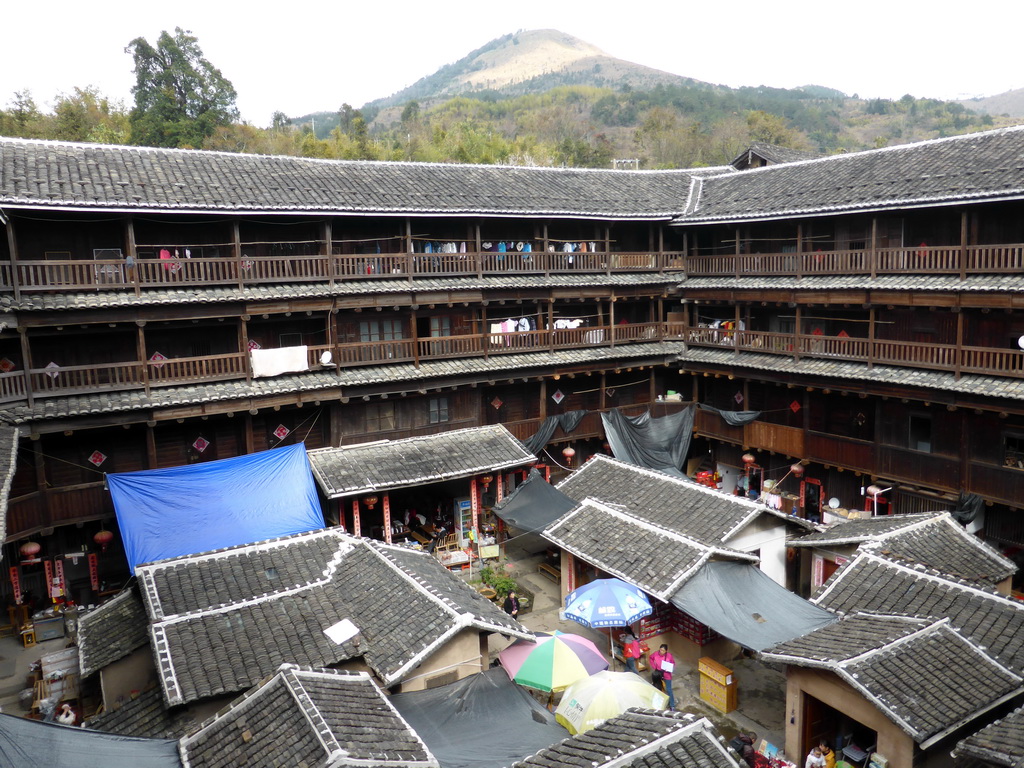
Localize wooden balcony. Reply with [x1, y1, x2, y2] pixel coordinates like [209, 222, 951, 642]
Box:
[0, 250, 681, 294]
[678, 325, 1024, 380]
[684, 243, 1024, 278]
[7, 323, 672, 402]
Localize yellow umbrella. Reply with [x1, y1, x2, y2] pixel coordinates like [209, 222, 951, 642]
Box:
[555, 670, 668, 734]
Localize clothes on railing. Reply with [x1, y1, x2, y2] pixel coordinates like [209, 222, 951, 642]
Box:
[488, 317, 537, 345]
[251, 345, 309, 378]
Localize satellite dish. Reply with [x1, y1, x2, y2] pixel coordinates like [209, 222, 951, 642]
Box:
[320, 350, 333, 365]
[828, 497, 841, 509]
[1018, 335, 1024, 350]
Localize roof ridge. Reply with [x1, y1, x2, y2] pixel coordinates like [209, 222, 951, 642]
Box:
[0, 134, 707, 175]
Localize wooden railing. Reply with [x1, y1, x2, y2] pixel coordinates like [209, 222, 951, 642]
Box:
[684, 243, 1024, 278]
[14, 319, 1024, 402]
[7, 323, 669, 401]
[3, 250, 681, 294]
[681, 325, 1024, 380]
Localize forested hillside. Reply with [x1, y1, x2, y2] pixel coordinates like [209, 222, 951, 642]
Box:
[0, 28, 1010, 169]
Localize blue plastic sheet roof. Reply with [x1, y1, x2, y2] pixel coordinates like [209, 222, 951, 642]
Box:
[108, 444, 324, 571]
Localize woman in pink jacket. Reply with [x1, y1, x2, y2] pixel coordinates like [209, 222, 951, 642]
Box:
[649, 643, 675, 709]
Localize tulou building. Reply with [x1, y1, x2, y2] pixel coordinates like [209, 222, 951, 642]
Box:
[2, 125, 1024, 603]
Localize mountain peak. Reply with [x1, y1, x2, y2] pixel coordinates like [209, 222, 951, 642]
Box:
[366, 29, 692, 110]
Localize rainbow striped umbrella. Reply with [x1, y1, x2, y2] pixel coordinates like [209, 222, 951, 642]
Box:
[498, 631, 609, 692]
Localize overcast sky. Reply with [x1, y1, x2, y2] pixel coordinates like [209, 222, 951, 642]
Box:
[4, 1, 1020, 128]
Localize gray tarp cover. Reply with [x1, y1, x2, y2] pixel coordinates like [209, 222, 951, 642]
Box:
[601, 406, 695, 477]
[670, 561, 837, 651]
[493, 468, 576, 533]
[524, 410, 588, 454]
[697, 404, 763, 427]
[390, 667, 568, 768]
[0, 713, 182, 768]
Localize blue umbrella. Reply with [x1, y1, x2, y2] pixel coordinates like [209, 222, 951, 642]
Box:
[564, 578, 653, 628]
[564, 578, 653, 669]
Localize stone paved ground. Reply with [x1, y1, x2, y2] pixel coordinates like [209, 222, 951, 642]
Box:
[476, 537, 788, 750]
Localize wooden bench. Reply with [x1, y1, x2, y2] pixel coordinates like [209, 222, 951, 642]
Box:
[537, 563, 560, 582]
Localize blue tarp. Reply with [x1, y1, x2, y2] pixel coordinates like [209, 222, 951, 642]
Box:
[108, 444, 324, 571]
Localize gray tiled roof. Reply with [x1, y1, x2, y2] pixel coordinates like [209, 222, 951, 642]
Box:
[762, 613, 930, 664]
[678, 125, 1024, 224]
[791, 513, 1016, 586]
[764, 614, 1024, 748]
[542, 498, 755, 600]
[678, 346, 1024, 403]
[0, 426, 18, 557]
[78, 588, 150, 677]
[0, 340, 686, 426]
[136, 530, 530, 706]
[954, 703, 1024, 768]
[0, 273, 681, 313]
[557, 454, 764, 546]
[0, 137, 706, 219]
[813, 550, 1024, 672]
[308, 425, 535, 498]
[508, 710, 738, 768]
[85, 687, 196, 740]
[178, 667, 438, 768]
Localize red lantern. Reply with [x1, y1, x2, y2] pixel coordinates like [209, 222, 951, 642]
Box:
[562, 446, 576, 465]
[364, 495, 378, 510]
[19, 541, 41, 560]
[791, 463, 805, 477]
[480, 475, 493, 492]
[742, 453, 756, 465]
[93, 529, 114, 553]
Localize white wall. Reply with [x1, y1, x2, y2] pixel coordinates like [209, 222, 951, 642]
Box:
[726, 515, 790, 586]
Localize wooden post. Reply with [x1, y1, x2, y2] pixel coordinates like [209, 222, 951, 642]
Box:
[405, 218, 414, 278]
[870, 217, 878, 279]
[124, 215, 141, 297]
[240, 315, 252, 383]
[868, 307, 876, 371]
[6, 217, 21, 302]
[411, 307, 420, 368]
[796, 223, 804, 278]
[955, 309, 963, 380]
[734, 227, 741, 279]
[323, 219, 333, 288]
[233, 220, 244, 290]
[18, 327, 33, 408]
[243, 411, 255, 454]
[599, 371, 607, 411]
[136, 322, 150, 395]
[145, 423, 158, 469]
[959, 210, 968, 280]
[539, 378, 548, 421]
[734, 304, 741, 356]
[793, 306, 802, 362]
[609, 297, 616, 348]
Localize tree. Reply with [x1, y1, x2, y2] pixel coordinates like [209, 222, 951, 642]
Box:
[126, 27, 239, 148]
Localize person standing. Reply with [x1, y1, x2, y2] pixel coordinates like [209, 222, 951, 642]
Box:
[620, 632, 641, 674]
[649, 643, 676, 709]
[503, 590, 520, 619]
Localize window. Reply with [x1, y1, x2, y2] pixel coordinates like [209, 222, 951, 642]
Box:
[366, 402, 396, 433]
[1004, 433, 1024, 469]
[279, 333, 303, 347]
[429, 397, 450, 424]
[909, 414, 932, 453]
[359, 319, 403, 342]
